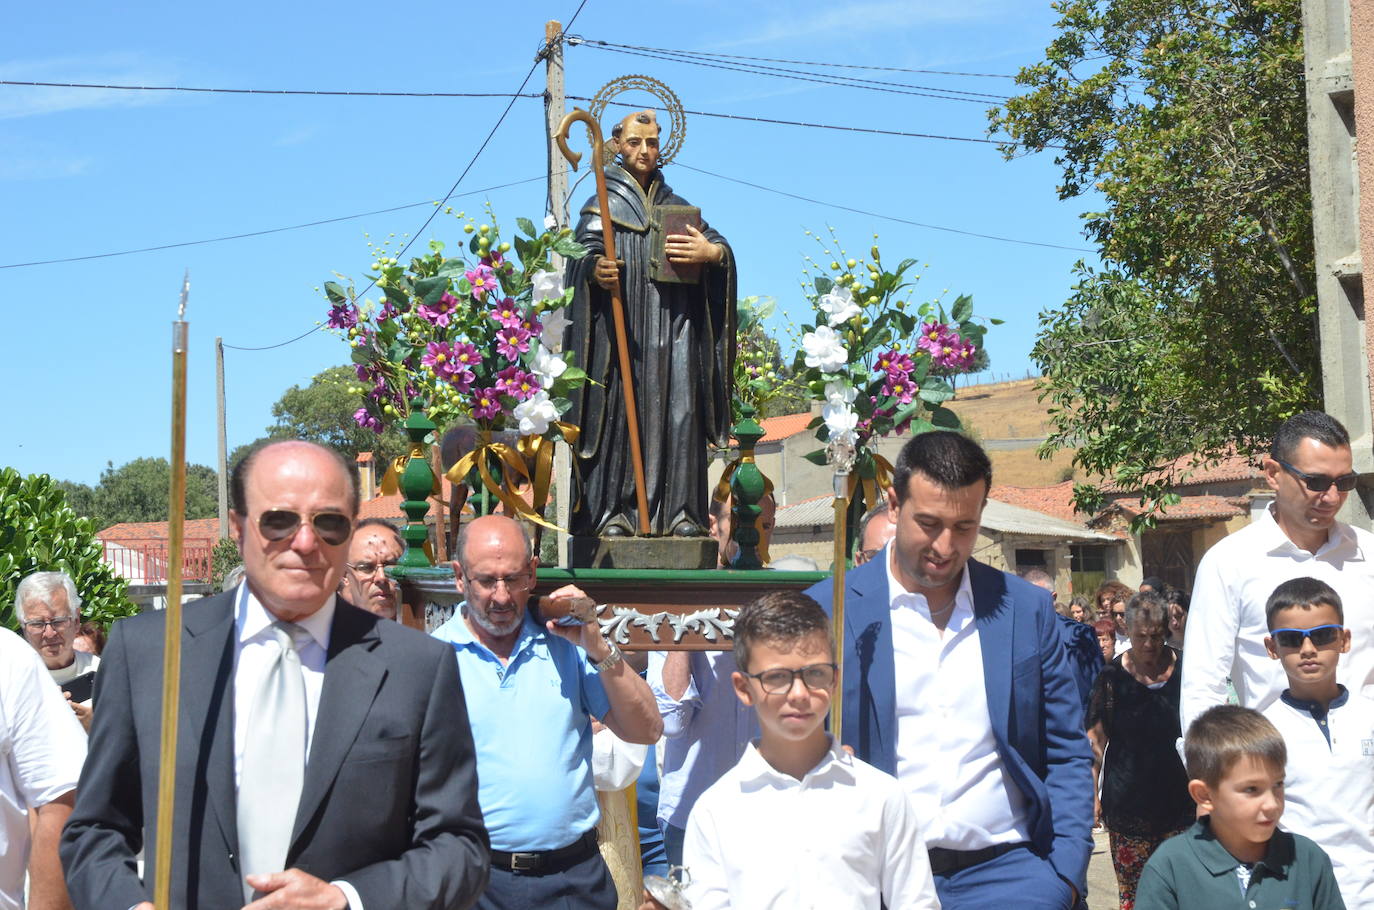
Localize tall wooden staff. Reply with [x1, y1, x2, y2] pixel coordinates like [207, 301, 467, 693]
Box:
[827, 438, 856, 742]
[553, 109, 652, 536]
[153, 272, 191, 909]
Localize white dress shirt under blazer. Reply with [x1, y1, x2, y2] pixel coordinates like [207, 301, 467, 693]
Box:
[886, 550, 1032, 851]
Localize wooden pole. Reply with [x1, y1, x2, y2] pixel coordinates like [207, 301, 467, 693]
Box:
[153, 273, 191, 909]
[554, 109, 652, 536]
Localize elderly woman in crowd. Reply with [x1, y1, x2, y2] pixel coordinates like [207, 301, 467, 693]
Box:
[1095, 579, 1134, 651]
[1092, 618, 1116, 665]
[1086, 591, 1193, 910]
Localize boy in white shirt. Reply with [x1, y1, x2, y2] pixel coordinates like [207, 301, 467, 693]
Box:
[1260, 576, 1374, 906]
[639, 590, 939, 910]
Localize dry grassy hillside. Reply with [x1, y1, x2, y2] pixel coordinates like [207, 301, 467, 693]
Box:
[944, 378, 1081, 487]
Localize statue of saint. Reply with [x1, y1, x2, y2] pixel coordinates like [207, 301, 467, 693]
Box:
[564, 110, 737, 538]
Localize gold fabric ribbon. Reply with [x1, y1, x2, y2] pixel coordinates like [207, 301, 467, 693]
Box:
[846, 453, 896, 513]
[379, 444, 442, 497]
[445, 425, 579, 532]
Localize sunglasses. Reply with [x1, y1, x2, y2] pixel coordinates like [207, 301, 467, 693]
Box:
[257, 509, 352, 546]
[1270, 624, 1344, 649]
[1275, 459, 1359, 493]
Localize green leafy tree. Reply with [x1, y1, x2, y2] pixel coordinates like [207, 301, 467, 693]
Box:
[210, 537, 242, 590]
[261, 365, 409, 465]
[0, 468, 134, 630]
[989, 0, 1319, 520]
[734, 296, 809, 420]
[89, 458, 219, 528]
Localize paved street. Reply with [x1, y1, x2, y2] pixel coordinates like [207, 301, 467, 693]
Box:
[1085, 828, 1117, 910]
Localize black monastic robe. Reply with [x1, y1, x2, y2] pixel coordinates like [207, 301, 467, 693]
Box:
[564, 164, 737, 537]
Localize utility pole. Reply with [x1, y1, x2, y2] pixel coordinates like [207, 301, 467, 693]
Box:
[216, 337, 229, 540]
[541, 19, 574, 566]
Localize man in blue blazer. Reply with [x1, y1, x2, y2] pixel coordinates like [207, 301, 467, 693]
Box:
[808, 431, 1093, 908]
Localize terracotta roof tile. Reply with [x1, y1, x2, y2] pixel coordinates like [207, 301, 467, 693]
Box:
[98, 518, 221, 543]
[1101, 451, 1262, 491]
[1113, 494, 1247, 521]
[988, 482, 1082, 523]
[757, 411, 815, 443]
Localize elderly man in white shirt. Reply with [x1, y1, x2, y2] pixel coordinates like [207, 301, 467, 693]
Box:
[16, 571, 100, 732]
[1181, 411, 1374, 734]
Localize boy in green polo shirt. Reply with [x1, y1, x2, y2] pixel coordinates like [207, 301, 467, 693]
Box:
[1134, 705, 1344, 909]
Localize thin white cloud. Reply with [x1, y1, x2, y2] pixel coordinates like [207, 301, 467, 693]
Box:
[0, 53, 178, 120]
[274, 125, 319, 147]
[711, 0, 1017, 48]
[0, 154, 93, 180]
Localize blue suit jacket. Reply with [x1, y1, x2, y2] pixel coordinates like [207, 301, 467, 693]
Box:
[806, 556, 1095, 893]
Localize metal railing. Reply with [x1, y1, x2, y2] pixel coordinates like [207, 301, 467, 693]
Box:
[101, 538, 215, 584]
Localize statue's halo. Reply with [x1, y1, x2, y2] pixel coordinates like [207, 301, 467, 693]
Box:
[589, 74, 686, 167]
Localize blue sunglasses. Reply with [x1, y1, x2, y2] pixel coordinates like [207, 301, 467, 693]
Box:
[1270, 624, 1344, 649]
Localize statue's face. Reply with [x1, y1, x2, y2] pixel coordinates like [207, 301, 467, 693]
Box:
[617, 119, 660, 183]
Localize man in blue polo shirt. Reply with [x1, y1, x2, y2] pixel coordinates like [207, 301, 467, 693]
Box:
[433, 514, 663, 910]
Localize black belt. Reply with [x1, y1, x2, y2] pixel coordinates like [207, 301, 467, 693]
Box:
[491, 829, 599, 875]
[927, 842, 1026, 876]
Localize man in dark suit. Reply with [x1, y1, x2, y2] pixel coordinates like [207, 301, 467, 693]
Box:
[807, 431, 1093, 909]
[61, 440, 489, 910]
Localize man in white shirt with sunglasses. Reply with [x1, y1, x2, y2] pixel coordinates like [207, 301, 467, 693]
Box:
[1181, 410, 1374, 734]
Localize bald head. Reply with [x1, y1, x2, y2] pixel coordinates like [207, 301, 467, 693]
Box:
[231, 439, 359, 517]
[454, 515, 533, 573]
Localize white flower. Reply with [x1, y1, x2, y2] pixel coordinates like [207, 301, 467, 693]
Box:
[539, 306, 571, 352]
[818, 285, 861, 327]
[544, 214, 558, 231]
[531, 269, 565, 305]
[530, 343, 568, 388]
[822, 402, 859, 446]
[514, 390, 559, 436]
[824, 381, 857, 409]
[802, 326, 849, 373]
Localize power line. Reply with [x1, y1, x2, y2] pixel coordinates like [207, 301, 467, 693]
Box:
[569, 96, 1014, 146]
[675, 162, 1094, 253]
[0, 176, 547, 270]
[225, 0, 593, 353]
[0, 79, 541, 99]
[569, 40, 1009, 104]
[574, 39, 1017, 79]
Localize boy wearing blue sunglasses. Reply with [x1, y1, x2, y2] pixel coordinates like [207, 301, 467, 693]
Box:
[1261, 577, 1374, 906]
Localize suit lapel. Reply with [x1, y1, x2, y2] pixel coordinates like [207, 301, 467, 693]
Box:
[178, 594, 239, 856]
[970, 560, 1013, 742]
[842, 558, 896, 774]
[289, 604, 386, 852]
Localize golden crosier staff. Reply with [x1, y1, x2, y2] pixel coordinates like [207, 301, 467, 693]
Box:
[553, 108, 652, 537]
[153, 272, 191, 910]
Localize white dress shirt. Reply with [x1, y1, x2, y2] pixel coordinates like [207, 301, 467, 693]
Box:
[683, 738, 940, 909]
[0, 628, 86, 910]
[232, 586, 363, 909]
[1263, 688, 1374, 907]
[1180, 505, 1374, 734]
[887, 548, 1031, 850]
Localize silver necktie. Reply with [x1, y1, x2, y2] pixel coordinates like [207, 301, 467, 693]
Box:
[237, 620, 307, 900]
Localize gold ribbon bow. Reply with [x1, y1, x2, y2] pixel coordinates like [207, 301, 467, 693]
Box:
[445, 425, 579, 532]
[379, 444, 442, 497]
[847, 453, 896, 514]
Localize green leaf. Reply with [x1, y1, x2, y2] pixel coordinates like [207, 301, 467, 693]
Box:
[929, 405, 961, 429]
[814, 276, 833, 296]
[802, 449, 830, 465]
[951, 294, 973, 323]
[552, 237, 589, 259]
[517, 217, 537, 238]
[324, 281, 350, 304]
[414, 276, 449, 306]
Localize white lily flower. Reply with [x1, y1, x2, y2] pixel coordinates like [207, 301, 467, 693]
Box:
[539, 306, 571, 352]
[531, 269, 565, 305]
[802, 326, 849, 373]
[530, 343, 568, 388]
[514, 390, 559, 436]
[818, 285, 861, 327]
[822, 402, 859, 446]
[544, 214, 558, 231]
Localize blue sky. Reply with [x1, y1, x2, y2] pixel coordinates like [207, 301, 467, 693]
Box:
[2, 0, 1097, 485]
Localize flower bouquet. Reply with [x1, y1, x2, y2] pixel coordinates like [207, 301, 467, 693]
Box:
[791, 230, 996, 547]
[325, 208, 588, 544]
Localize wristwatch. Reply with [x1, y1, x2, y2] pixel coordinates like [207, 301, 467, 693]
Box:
[593, 641, 623, 674]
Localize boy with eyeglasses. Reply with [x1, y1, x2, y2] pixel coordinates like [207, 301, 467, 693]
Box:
[1259, 577, 1374, 906]
[640, 590, 939, 909]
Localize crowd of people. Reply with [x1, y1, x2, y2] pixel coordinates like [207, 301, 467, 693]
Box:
[2, 410, 1373, 910]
